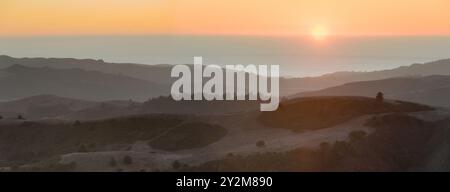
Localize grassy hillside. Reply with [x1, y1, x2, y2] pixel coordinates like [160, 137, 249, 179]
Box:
[0, 114, 226, 167]
[141, 96, 260, 115]
[259, 96, 433, 131]
[0, 94, 261, 120]
[294, 75, 450, 108]
[184, 114, 447, 172]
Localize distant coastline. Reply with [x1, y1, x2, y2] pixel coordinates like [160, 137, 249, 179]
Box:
[2, 35, 450, 77]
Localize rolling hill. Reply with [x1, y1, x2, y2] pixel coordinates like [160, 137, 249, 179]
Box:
[259, 96, 433, 131]
[293, 75, 450, 107]
[0, 64, 167, 101]
[4, 55, 450, 98]
[0, 95, 144, 120]
[0, 55, 172, 84]
[0, 114, 226, 169]
[283, 58, 450, 93]
[0, 94, 260, 120]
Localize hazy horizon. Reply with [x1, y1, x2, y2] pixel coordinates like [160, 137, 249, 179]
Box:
[3, 0, 449, 77]
[1, 35, 450, 77]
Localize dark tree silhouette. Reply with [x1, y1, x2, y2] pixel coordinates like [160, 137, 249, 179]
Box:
[256, 140, 266, 148]
[73, 120, 82, 126]
[109, 158, 117, 167]
[376, 92, 384, 103]
[78, 144, 88, 152]
[172, 160, 181, 170]
[349, 130, 367, 142]
[17, 114, 24, 120]
[123, 155, 133, 165]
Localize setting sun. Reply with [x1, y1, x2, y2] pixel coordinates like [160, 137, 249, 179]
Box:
[311, 25, 329, 40]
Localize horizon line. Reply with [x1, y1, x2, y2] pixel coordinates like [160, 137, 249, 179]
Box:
[2, 33, 450, 38]
[1, 54, 449, 79]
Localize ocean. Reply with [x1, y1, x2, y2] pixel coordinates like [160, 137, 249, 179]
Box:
[1, 35, 450, 77]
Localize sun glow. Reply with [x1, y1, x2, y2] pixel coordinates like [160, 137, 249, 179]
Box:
[311, 25, 329, 40]
[1, 0, 450, 36]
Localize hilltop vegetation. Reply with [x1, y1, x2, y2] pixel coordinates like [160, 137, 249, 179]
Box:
[259, 96, 433, 131]
[0, 95, 260, 120]
[0, 114, 226, 168]
[141, 96, 260, 115]
[184, 114, 447, 171]
[294, 75, 450, 108]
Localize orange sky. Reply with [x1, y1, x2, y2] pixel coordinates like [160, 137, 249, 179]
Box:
[0, 0, 449, 36]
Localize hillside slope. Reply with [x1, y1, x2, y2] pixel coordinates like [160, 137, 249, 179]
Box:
[0, 114, 226, 169]
[259, 96, 433, 131]
[293, 75, 450, 107]
[0, 65, 166, 101]
[284, 59, 450, 92]
[4, 55, 450, 97]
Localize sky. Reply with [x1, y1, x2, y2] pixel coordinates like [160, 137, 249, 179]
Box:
[0, 0, 449, 36]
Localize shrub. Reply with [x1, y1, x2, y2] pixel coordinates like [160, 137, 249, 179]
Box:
[319, 142, 330, 151]
[349, 130, 367, 142]
[52, 162, 77, 172]
[73, 120, 82, 126]
[376, 92, 384, 103]
[123, 155, 133, 165]
[172, 160, 181, 170]
[256, 140, 266, 148]
[78, 144, 88, 152]
[109, 158, 117, 167]
[11, 165, 20, 172]
[226, 152, 235, 158]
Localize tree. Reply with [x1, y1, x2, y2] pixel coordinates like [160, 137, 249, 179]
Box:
[123, 155, 133, 165]
[73, 120, 82, 126]
[0, 115, 3, 120]
[376, 92, 384, 103]
[172, 160, 181, 170]
[319, 142, 330, 151]
[349, 130, 367, 142]
[109, 158, 117, 167]
[78, 144, 88, 152]
[17, 114, 25, 120]
[256, 140, 266, 148]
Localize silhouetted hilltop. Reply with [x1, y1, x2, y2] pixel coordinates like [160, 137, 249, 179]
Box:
[0, 55, 172, 85]
[259, 96, 432, 131]
[0, 94, 96, 119]
[141, 95, 260, 115]
[4, 55, 450, 98]
[0, 94, 260, 120]
[0, 64, 167, 101]
[283, 58, 450, 93]
[0, 94, 141, 120]
[294, 75, 450, 107]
